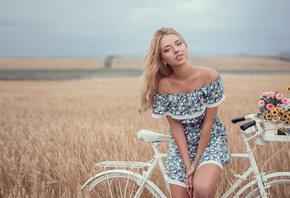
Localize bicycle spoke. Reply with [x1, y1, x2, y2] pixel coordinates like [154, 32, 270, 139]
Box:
[123, 173, 131, 198]
[129, 176, 137, 198]
[117, 177, 124, 198]
[267, 182, 289, 198]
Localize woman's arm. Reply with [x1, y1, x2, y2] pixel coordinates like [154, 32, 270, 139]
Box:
[167, 116, 196, 195]
[187, 106, 218, 176]
[166, 116, 192, 172]
[187, 68, 220, 175]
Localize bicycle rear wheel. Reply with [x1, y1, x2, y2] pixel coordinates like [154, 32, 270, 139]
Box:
[83, 170, 164, 198]
[244, 178, 290, 198]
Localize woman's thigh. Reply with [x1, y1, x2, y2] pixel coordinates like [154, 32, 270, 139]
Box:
[193, 163, 222, 190]
[170, 184, 190, 198]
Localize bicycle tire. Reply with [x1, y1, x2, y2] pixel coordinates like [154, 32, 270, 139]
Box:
[243, 178, 290, 198]
[82, 170, 165, 198]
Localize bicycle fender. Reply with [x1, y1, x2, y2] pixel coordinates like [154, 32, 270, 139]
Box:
[235, 171, 290, 196]
[82, 169, 167, 198]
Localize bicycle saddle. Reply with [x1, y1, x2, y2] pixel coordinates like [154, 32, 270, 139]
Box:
[137, 129, 170, 143]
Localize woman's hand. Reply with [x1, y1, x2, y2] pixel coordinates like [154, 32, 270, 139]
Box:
[186, 174, 194, 197]
[187, 163, 197, 178]
[186, 163, 197, 197]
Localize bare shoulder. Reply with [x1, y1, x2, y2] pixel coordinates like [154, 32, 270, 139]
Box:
[199, 67, 219, 85]
[156, 77, 171, 94]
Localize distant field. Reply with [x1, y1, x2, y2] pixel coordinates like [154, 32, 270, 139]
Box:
[1, 56, 290, 71]
[0, 58, 105, 70]
[112, 56, 290, 71]
[0, 75, 289, 197]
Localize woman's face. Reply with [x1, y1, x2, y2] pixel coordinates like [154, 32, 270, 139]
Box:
[159, 33, 188, 67]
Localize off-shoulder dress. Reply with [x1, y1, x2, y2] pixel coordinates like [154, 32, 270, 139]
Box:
[152, 75, 230, 187]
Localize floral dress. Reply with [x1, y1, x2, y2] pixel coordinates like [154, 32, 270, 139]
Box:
[152, 75, 230, 187]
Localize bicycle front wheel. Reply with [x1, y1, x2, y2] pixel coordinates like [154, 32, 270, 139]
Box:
[83, 170, 165, 198]
[244, 178, 290, 198]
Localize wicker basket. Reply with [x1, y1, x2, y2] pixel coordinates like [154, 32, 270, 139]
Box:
[260, 120, 290, 142]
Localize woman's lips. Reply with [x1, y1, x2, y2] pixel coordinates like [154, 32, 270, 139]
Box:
[176, 54, 183, 60]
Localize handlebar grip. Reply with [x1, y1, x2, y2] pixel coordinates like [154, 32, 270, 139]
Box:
[232, 116, 246, 124]
[240, 120, 256, 131]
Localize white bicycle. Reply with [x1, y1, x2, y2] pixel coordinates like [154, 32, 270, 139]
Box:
[82, 114, 290, 197]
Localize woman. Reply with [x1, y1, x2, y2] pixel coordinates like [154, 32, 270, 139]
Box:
[140, 27, 230, 198]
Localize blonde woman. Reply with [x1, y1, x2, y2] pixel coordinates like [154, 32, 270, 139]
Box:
[140, 27, 230, 198]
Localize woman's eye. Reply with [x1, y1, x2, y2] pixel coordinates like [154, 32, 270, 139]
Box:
[164, 48, 170, 53]
[177, 41, 182, 46]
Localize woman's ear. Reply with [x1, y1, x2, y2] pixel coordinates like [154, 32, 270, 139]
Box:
[161, 58, 167, 66]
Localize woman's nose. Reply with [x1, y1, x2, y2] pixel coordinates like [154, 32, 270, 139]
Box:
[173, 46, 179, 53]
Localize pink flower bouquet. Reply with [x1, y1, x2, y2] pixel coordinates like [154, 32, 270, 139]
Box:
[258, 86, 290, 134]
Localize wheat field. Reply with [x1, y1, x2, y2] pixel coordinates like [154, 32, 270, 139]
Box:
[0, 75, 290, 197]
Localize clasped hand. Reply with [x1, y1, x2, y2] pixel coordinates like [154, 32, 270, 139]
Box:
[186, 163, 197, 198]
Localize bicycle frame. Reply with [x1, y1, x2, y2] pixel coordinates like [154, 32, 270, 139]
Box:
[134, 142, 170, 198]
[82, 113, 289, 198]
[139, 114, 271, 198]
[222, 114, 289, 197]
[222, 126, 267, 197]
[137, 118, 274, 198]
[144, 114, 288, 198]
[144, 127, 269, 198]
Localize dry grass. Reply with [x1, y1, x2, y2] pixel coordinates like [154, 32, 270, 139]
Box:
[1, 56, 290, 71]
[0, 75, 289, 197]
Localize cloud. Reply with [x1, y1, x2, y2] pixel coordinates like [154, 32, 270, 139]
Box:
[0, 0, 290, 57]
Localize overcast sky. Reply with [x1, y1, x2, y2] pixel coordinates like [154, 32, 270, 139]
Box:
[0, 0, 290, 58]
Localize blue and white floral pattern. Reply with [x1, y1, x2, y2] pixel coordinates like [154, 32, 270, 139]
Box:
[152, 75, 231, 187]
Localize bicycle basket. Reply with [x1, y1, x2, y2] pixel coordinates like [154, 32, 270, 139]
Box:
[261, 120, 290, 142]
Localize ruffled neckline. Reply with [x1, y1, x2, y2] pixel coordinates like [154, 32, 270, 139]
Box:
[155, 75, 221, 96]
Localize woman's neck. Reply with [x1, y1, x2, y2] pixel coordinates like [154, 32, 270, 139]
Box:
[171, 62, 196, 80]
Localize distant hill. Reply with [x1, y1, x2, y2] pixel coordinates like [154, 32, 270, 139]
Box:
[0, 56, 290, 71]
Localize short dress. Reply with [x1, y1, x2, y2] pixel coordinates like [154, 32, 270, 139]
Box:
[152, 75, 231, 187]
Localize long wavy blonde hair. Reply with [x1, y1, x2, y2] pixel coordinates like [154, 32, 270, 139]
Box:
[139, 27, 187, 112]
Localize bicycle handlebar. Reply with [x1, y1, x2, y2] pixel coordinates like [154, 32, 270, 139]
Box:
[231, 116, 246, 124]
[240, 120, 256, 131]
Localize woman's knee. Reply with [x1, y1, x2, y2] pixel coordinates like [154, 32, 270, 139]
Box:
[192, 164, 221, 197]
[193, 182, 216, 198]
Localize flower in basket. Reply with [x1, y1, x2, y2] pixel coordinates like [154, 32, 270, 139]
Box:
[258, 87, 290, 135]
